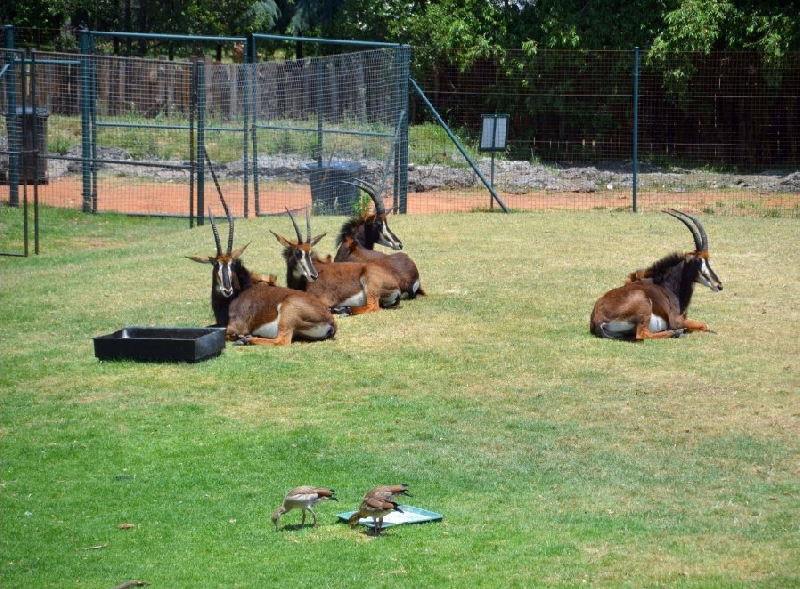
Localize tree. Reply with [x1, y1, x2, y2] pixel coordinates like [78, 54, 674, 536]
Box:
[647, 0, 799, 97]
[508, 0, 668, 51]
[650, 0, 799, 56]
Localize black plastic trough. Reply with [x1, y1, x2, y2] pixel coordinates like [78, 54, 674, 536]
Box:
[93, 327, 226, 363]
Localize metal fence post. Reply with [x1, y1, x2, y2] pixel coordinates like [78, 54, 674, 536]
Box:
[395, 45, 410, 214]
[189, 58, 196, 228]
[632, 46, 640, 213]
[3, 24, 13, 49]
[195, 58, 206, 226]
[79, 29, 92, 213]
[247, 34, 259, 216]
[5, 26, 20, 206]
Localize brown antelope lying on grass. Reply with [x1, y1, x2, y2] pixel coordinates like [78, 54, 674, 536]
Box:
[590, 209, 723, 340]
[271, 208, 401, 315]
[334, 179, 425, 299]
[188, 206, 337, 346]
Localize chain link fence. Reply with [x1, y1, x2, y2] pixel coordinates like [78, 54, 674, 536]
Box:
[3, 40, 799, 222]
[409, 49, 799, 216]
[1, 40, 409, 225]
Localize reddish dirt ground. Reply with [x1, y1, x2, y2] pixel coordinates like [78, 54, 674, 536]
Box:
[2, 177, 797, 216]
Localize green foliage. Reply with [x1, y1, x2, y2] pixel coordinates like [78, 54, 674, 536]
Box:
[353, 189, 372, 215]
[394, 0, 507, 71]
[5, 0, 800, 60]
[647, 0, 800, 97]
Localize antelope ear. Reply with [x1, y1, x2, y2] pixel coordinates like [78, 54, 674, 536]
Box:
[270, 230, 292, 246]
[186, 255, 214, 264]
[231, 242, 250, 259]
[310, 233, 327, 247]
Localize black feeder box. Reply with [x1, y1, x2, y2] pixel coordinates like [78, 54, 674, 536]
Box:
[94, 327, 226, 363]
[303, 160, 364, 215]
[2, 107, 49, 185]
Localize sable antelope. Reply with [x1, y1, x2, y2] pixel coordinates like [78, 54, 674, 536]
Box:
[271, 486, 337, 530]
[334, 179, 426, 299]
[348, 486, 408, 535]
[271, 208, 401, 314]
[188, 207, 337, 346]
[590, 209, 723, 340]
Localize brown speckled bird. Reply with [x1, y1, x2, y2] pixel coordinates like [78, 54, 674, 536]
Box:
[348, 484, 410, 534]
[271, 486, 337, 530]
[365, 484, 412, 502]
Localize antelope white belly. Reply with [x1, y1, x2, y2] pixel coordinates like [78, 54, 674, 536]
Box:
[252, 317, 280, 339]
[339, 292, 367, 307]
[605, 321, 636, 335]
[648, 315, 668, 333]
[298, 323, 334, 339]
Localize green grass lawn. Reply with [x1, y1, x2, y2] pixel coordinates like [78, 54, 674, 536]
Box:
[1, 207, 798, 588]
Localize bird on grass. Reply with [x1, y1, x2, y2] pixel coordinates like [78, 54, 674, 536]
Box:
[365, 484, 412, 502]
[271, 486, 337, 530]
[348, 484, 410, 535]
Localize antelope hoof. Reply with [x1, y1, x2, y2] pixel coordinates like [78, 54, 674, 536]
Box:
[671, 329, 687, 338]
[332, 306, 353, 317]
[234, 335, 253, 346]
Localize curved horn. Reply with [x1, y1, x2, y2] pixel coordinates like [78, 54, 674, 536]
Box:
[208, 207, 222, 257]
[204, 147, 234, 254]
[286, 208, 304, 243]
[343, 178, 385, 215]
[224, 200, 235, 255]
[679, 210, 708, 251]
[662, 209, 705, 251]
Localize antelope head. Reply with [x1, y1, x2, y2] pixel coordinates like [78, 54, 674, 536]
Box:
[271, 207, 326, 283]
[339, 178, 403, 250]
[188, 206, 250, 299]
[660, 209, 722, 292]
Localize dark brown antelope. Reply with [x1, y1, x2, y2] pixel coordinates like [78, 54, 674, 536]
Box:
[590, 209, 723, 340]
[334, 179, 425, 299]
[188, 207, 337, 345]
[271, 208, 401, 314]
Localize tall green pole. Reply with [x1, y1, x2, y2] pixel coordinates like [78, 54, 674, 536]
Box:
[80, 30, 92, 212]
[5, 25, 19, 206]
[241, 38, 250, 218]
[395, 46, 410, 214]
[247, 34, 259, 217]
[196, 59, 206, 226]
[632, 47, 640, 213]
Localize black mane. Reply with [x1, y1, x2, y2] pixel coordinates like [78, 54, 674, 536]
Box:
[642, 252, 684, 280]
[335, 213, 378, 247]
[235, 260, 256, 291]
[638, 251, 700, 314]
